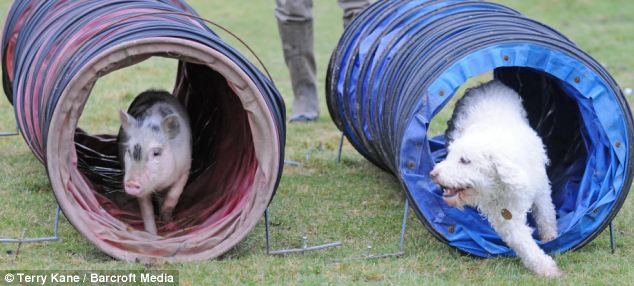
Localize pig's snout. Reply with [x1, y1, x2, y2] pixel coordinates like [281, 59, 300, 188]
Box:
[124, 180, 143, 197]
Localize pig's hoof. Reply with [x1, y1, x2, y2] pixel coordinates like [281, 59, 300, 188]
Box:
[160, 211, 173, 222]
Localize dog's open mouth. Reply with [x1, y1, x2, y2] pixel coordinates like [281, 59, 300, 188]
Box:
[441, 186, 466, 199]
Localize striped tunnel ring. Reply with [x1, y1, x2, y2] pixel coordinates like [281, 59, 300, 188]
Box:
[326, 0, 633, 257]
[2, 0, 285, 262]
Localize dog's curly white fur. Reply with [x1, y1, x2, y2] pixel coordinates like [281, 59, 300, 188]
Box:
[430, 80, 561, 277]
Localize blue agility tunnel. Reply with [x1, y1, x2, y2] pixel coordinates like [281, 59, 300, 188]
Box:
[326, 0, 633, 257]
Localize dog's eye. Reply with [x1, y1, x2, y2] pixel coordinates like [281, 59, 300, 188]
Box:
[460, 157, 471, 164]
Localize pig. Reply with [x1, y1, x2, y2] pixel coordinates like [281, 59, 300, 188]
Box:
[118, 89, 192, 235]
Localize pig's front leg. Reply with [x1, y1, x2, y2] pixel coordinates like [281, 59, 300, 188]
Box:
[138, 195, 157, 235]
[160, 172, 188, 222]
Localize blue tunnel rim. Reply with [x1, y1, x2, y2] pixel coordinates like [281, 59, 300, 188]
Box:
[398, 42, 634, 258]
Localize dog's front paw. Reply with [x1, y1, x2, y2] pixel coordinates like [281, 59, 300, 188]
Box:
[535, 264, 563, 278]
[540, 233, 557, 242]
[531, 256, 563, 278]
[526, 254, 563, 278]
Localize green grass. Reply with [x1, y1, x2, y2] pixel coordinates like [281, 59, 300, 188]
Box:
[1, 0, 633, 285]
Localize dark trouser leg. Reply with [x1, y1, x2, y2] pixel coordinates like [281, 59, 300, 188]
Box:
[338, 0, 371, 28]
[275, 0, 319, 121]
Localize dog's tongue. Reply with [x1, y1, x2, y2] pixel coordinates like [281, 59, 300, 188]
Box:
[443, 188, 458, 197]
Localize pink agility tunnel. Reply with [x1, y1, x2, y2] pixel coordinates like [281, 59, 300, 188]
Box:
[2, 0, 285, 262]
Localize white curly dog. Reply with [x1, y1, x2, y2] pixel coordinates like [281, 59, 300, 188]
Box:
[429, 80, 561, 277]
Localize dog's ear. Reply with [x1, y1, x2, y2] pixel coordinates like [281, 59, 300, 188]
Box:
[490, 153, 530, 191]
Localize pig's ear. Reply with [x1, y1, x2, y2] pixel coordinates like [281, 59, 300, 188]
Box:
[119, 110, 135, 130]
[161, 114, 180, 139]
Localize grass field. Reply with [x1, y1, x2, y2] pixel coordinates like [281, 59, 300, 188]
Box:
[1, 0, 633, 285]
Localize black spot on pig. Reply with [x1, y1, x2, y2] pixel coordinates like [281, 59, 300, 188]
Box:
[159, 106, 174, 117]
[127, 90, 173, 119]
[132, 144, 142, 161]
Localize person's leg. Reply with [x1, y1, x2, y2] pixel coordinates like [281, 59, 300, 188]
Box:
[275, 0, 319, 122]
[338, 0, 371, 28]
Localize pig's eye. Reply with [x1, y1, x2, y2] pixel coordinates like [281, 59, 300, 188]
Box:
[152, 148, 162, 157]
[460, 157, 471, 164]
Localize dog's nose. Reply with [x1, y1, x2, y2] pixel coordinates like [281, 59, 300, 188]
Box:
[429, 169, 439, 179]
